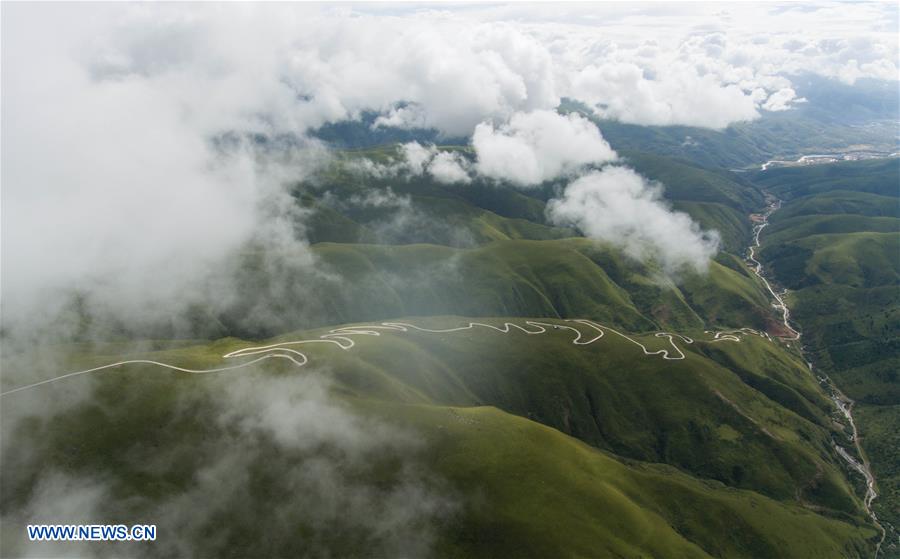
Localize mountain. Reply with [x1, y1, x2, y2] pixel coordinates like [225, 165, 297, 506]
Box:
[1, 150, 890, 557]
[311, 75, 900, 172]
[263, 150, 774, 338]
[750, 157, 900, 547]
[0, 317, 880, 557]
[560, 75, 899, 171]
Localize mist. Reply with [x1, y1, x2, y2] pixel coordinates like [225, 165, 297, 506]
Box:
[546, 167, 722, 273]
[2, 3, 896, 558]
[4, 2, 896, 343]
[472, 110, 617, 186]
[0, 369, 457, 558]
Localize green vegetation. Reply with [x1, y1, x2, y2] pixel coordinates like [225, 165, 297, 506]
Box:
[0, 317, 881, 557]
[415, 404, 873, 559]
[856, 405, 900, 540]
[592, 116, 897, 172]
[318, 318, 858, 511]
[751, 158, 900, 539]
[762, 231, 898, 290]
[301, 146, 571, 247]
[772, 190, 899, 220]
[559, 73, 899, 171]
[304, 145, 762, 254]
[754, 160, 900, 404]
[620, 151, 763, 253]
[5, 146, 894, 556]
[751, 159, 900, 199]
[306, 239, 774, 333]
[134, 146, 786, 342]
[251, 147, 776, 341]
[621, 151, 763, 212]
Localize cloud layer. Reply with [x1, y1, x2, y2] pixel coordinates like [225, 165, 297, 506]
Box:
[473, 110, 616, 186]
[384, 110, 718, 272]
[546, 167, 721, 273]
[1, 4, 331, 341]
[1, 371, 455, 558]
[3, 2, 896, 334]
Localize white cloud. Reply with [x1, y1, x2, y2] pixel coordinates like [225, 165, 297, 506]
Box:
[340, 142, 473, 185]
[2, 2, 895, 335]
[546, 167, 721, 273]
[468, 113, 719, 272]
[221, 374, 419, 457]
[401, 142, 435, 175]
[568, 61, 760, 129]
[346, 188, 412, 210]
[1, 372, 457, 558]
[472, 110, 617, 186]
[428, 151, 472, 184]
[509, 3, 897, 125]
[2, 3, 568, 334]
[762, 88, 805, 112]
[394, 143, 473, 184]
[281, 15, 560, 137]
[1, 5, 318, 330]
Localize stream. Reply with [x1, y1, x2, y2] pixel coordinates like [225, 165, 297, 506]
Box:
[746, 193, 887, 557]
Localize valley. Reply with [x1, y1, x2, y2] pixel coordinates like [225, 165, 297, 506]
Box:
[3, 4, 898, 558]
[760, 151, 899, 172]
[2, 151, 894, 558]
[0, 313, 882, 557]
[752, 157, 900, 556]
[748, 190, 889, 556]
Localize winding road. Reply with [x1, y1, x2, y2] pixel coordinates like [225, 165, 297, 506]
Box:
[1, 203, 886, 554]
[746, 196, 801, 341]
[0, 320, 765, 398]
[748, 193, 886, 557]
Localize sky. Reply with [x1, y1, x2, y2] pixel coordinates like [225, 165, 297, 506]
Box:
[1, 1, 897, 334]
[1, 3, 897, 555]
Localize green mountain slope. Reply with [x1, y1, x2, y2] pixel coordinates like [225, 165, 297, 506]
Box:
[750, 158, 900, 199]
[413, 404, 872, 559]
[0, 317, 881, 557]
[5, 145, 891, 557]
[303, 146, 762, 254]
[234, 148, 777, 342]
[311, 319, 858, 511]
[559, 75, 899, 170]
[763, 215, 899, 247]
[619, 151, 763, 253]
[216, 238, 776, 338]
[751, 158, 900, 544]
[772, 190, 899, 220]
[621, 151, 763, 211]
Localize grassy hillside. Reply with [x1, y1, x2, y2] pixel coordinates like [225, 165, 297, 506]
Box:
[43, 148, 788, 358]
[621, 151, 763, 211]
[752, 158, 900, 542]
[856, 404, 900, 545]
[302, 191, 574, 247]
[755, 161, 900, 402]
[772, 190, 899, 220]
[750, 158, 900, 199]
[0, 317, 881, 557]
[559, 75, 899, 170]
[410, 404, 872, 559]
[619, 151, 763, 253]
[8, 144, 890, 557]
[206, 238, 777, 339]
[303, 146, 761, 254]
[762, 231, 898, 290]
[233, 147, 780, 343]
[592, 116, 898, 172]
[312, 318, 860, 511]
